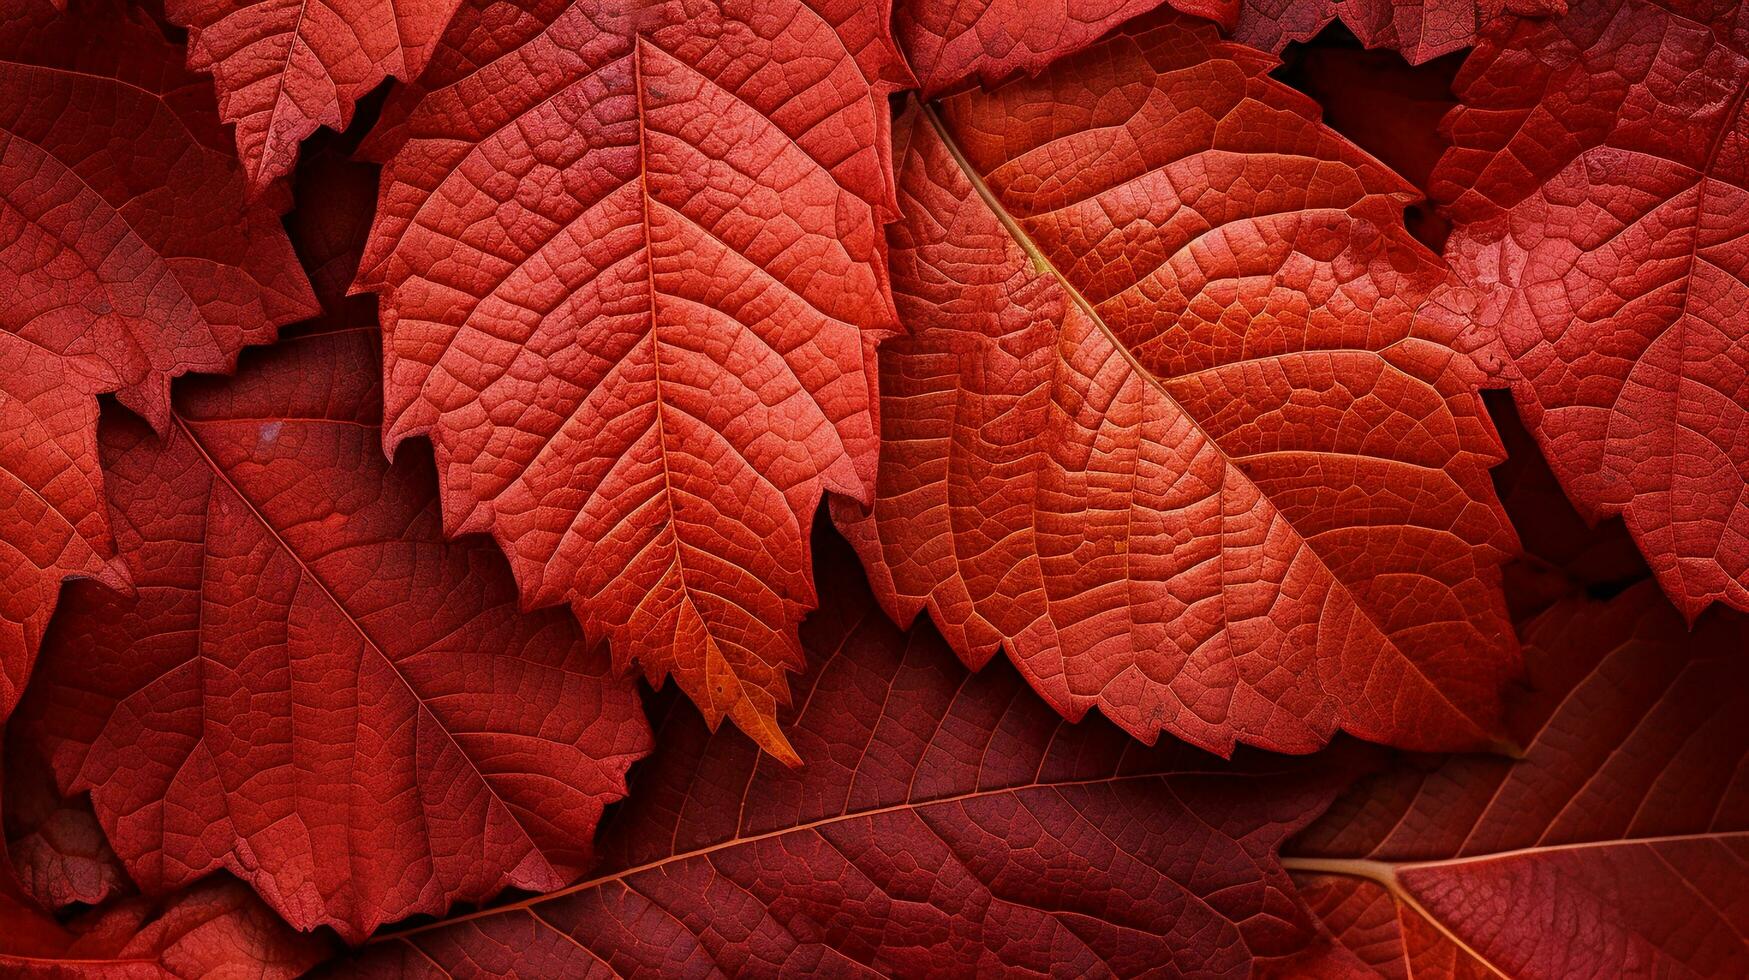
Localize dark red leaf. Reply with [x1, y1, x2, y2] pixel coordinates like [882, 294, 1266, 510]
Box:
[835, 13, 1520, 756]
[0, 0, 315, 721]
[1436, 0, 1749, 619]
[0, 876, 333, 979]
[353, 0, 915, 762]
[319, 530, 1361, 977]
[17, 324, 652, 942]
[4, 732, 127, 911]
[1282, 582, 1749, 977]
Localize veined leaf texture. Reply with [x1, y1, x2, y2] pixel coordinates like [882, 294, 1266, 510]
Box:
[15, 321, 652, 943]
[0, 0, 1744, 971]
[165, 0, 469, 191]
[1280, 582, 1749, 978]
[357, 0, 912, 761]
[322, 532, 1363, 978]
[1437, 0, 1749, 620]
[836, 12, 1520, 757]
[12, 148, 651, 942]
[0, 0, 314, 721]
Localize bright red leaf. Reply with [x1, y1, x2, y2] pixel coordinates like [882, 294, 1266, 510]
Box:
[894, 0, 1233, 96]
[164, 0, 467, 192]
[354, 0, 913, 763]
[835, 12, 1520, 757]
[1437, 0, 1749, 619]
[0, 876, 333, 979]
[1233, 0, 1565, 64]
[1282, 581, 1749, 978]
[321, 530, 1360, 977]
[0, 0, 315, 721]
[16, 324, 652, 942]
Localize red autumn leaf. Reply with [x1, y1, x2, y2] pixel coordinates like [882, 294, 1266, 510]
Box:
[893, 0, 1234, 96]
[0, 0, 315, 721]
[1281, 581, 1749, 978]
[1233, 0, 1565, 64]
[0, 876, 333, 979]
[4, 732, 127, 912]
[164, 0, 467, 192]
[317, 530, 1360, 977]
[834, 13, 1519, 757]
[354, 0, 913, 763]
[15, 324, 653, 942]
[1437, 0, 1749, 620]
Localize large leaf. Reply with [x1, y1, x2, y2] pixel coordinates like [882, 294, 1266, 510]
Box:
[1282, 581, 1749, 978]
[16, 324, 653, 942]
[322, 531, 1360, 977]
[0, 875, 332, 979]
[354, 0, 913, 762]
[165, 0, 467, 192]
[0, 0, 315, 721]
[1436, 0, 1749, 619]
[1233, 0, 1564, 64]
[893, 0, 1231, 96]
[834, 13, 1519, 756]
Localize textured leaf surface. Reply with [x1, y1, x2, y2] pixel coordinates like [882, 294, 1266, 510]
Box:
[165, 0, 467, 191]
[325, 531, 1358, 978]
[836, 13, 1519, 756]
[894, 0, 1231, 96]
[0, 876, 332, 979]
[355, 0, 913, 762]
[16, 324, 652, 942]
[4, 733, 126, 911]
[1233, 0, 1563, 64]
[0, 0, 315, 720]
[1437, 0, 1749, 618]
[1283, 582, 1749, 978]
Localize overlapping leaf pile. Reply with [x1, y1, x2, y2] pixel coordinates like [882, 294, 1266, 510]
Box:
[0, 0, 1743, 976]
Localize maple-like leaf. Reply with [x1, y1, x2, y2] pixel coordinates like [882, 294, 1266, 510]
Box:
[1281, 581, 1749, 978]
[893, 0, 1233, 96]
[354, 0, 913, 762]
[835, 13, 1519, 757]
[0, 875, 333, 979]
[4, 733, 126, 912]
[317, 529, 1360, 977]
[0, 0, 316, 720]
[164, 0, 467, 192]
[1234, 0, 1564, 64]
[1436, 0, 1749, 620]
[16, 324, 653, 942]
